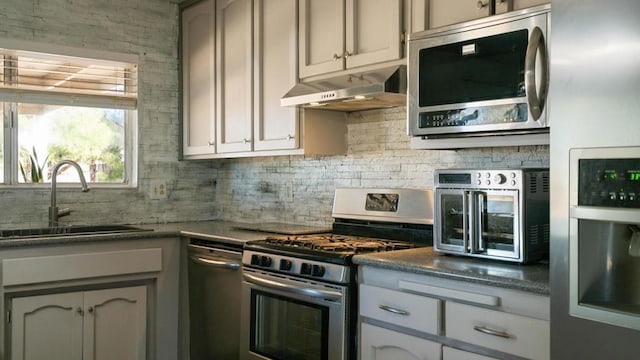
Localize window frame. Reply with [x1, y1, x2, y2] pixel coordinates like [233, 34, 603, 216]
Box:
[0, 39, 139, 189]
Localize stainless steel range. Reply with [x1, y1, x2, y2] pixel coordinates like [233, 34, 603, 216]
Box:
[240, 188, 434, 360]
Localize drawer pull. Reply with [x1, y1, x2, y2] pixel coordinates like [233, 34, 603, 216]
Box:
[473, 325, 513, 339]
[378, 304, 410, 316]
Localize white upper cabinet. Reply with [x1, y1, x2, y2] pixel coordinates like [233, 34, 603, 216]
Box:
[427, 0, 492, 29]
[216, 0, 253, 153]
[181, 0, 216, 156]
[495, 0, 549, 14]
[299, 0, 403, 78]
[253, 0, 299, 151]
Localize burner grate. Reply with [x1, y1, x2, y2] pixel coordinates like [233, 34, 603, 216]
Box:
[264, 234, 414, 254]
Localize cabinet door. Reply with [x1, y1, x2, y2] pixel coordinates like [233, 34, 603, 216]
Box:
[299, 0, 345, 78]
[496, 0, 549, 14]
[361, 323, 441, 360]
[11, 292, 83, 360]
[407, 0, 429, 34]
[253, 0, 299, 151]
[428, 0, 491, 29]
[442, 346, 498, 360]
[216, 0, 253, 153]
[345, 0, 402, 69]
[182, 0, 216, 156]
[83, 286, 147, 360]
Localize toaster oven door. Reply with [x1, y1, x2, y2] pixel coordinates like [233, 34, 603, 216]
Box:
[436, 189, 522, 260]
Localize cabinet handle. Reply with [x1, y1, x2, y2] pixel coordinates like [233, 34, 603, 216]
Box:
[76, 307, 84, 316]
[88, 306, 94, 314]
[476, 0, 488, 8]
[473, 325, 513, 339]
[207, 141, 215, 146]
[286, 134, 294, 140]
[378, 304, 410, 316]
[333, 53, 342, 61]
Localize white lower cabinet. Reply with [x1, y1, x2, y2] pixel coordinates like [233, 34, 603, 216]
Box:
[10, 286, 147, 360]
[359, 266, 550, 360]
[361, 323, 441, 360]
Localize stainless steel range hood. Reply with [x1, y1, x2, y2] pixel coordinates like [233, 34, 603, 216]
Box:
[281, 65, 406, 112]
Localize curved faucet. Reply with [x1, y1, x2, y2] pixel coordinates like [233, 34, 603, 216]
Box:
[49, 160, 90, 227]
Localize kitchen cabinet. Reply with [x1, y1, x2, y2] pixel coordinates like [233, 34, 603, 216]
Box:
[298, 0, 403, 79]
[359, 266, 550, 360]
[0, 237, 180, 360]
[10, 286, 146, 360]
[361, 323, 441, 360]
[427, 0, 492, 29]
[495, 0, 549, 14]
[181, 0, 346, 159]
[181, 0, 216, 156]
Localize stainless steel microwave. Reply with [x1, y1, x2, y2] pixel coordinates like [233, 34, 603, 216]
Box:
[408, 5, 550, 139]
[434, 168, 549, 263]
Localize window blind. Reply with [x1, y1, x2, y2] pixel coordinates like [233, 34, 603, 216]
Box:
[0, 49, 137, 109]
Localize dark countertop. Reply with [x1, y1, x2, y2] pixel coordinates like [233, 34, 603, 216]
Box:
[353, 247, 550, 295]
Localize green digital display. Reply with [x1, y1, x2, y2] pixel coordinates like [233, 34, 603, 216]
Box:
[603, 171, 618, 180]
[628, 171, 640, 181]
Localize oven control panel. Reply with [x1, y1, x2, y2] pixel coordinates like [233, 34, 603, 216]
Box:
[243, 251, 349, 284]
[579, 158, 640, 208]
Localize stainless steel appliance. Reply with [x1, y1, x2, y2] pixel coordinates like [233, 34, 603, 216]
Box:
[550, 1, 640, 358]
[407, 5, 549, 145]
[433, 169, 549, 263]
[240, 188, 433, 360]
[187, 240, 243, 359]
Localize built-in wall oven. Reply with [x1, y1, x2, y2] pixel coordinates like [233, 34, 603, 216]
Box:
[240, 188, 434, 360]
[407, 4, 550, 140]
[434, 169, 549, 263]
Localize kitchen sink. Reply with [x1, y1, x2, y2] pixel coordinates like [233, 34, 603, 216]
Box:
[0, 224, 150, 239]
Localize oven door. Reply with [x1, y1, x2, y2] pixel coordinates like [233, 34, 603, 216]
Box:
[240, 267, 349, 360]
[436, 188, 522, 261]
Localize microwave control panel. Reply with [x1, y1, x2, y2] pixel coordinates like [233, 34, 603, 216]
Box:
[418, 103, 527, 129]
[578, 158, 640, 208]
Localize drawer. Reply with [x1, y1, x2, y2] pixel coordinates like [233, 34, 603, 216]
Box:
[361, 323, 442, 360]
[360, 284, 441, 335]
[442, 346, 498, 360]
[446, 302, 549, 360]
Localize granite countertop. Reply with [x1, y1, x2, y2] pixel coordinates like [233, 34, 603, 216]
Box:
[353, 247, 550, 295]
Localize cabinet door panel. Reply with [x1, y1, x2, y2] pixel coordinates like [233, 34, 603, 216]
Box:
[83, 286, 147, 360]
[253, 0, 299, 151]
[182, 0, 216, 156]
[496, 0, 549, 14]
[299, 0, 345, 78]
[216, 0, 253, 153]
[361, 323, 441, 360]
[11, 292, 83, 360]
[442, 346, 498, 360]
[428, 0, 491, 29]
[345, 0, 402, 68]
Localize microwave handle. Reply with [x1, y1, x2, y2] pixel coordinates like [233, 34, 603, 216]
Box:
[524, 26, 548, 121]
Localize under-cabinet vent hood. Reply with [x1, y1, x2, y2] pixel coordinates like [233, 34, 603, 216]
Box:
[281, 65, 406, 112]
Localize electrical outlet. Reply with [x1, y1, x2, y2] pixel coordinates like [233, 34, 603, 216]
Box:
[150, 181, 168, 200]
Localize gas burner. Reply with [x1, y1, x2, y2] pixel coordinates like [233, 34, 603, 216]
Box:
[263, 234, 414, 254]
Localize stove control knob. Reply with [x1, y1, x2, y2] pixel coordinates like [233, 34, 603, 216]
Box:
[259, 256, 272, 268]
[279, 259, 293, 271]
[250, 254, 260, 266]
[312, 265, 326, 277]
[300, 263, 312, 275]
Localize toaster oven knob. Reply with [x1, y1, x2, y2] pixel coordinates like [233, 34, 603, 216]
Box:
[493, 174, 507, 184]
[312, 265, 326, 277]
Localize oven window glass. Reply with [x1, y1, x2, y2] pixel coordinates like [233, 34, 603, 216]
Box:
[418, 30, 528, 107]
[250, 290, 329, 360]
[440, 193, 465, 247]
[481, 194, 516, 252]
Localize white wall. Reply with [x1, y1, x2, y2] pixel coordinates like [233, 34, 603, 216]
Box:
[215, 107, 549, 226]
[0, 0, 219, 228]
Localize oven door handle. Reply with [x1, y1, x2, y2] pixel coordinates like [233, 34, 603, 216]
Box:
[243, 273, 343, 301]
[189, 255, 241, 270]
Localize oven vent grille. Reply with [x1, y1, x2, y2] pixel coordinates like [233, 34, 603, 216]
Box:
[527, 172, 550, 194]
[543, 223, 550, 244]
[529, 224, 539, 245]
[528, 174, 538, 193]
[542, 173, 550, 193]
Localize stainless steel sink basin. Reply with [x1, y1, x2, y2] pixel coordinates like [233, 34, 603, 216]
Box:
[0, 225, 150, 239]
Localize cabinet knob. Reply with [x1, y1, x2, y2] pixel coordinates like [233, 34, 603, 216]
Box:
[344, 51, 353, 58]
[286, 134, 294, 141]
[477, 0, 488, 8]
[88, 306, 94, 314]
[76, 307, 84, 316]
[333, 53, 342, 61]
[243, 138, 250, 144]
[207, 141, 215, 146]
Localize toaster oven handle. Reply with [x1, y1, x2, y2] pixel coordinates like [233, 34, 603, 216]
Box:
[476, 192, 485, 252]
[525, 26, 548, 121]
[463, 191, 470, 253]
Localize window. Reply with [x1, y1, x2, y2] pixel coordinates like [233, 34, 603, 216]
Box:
[0, 48, 137, 186]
